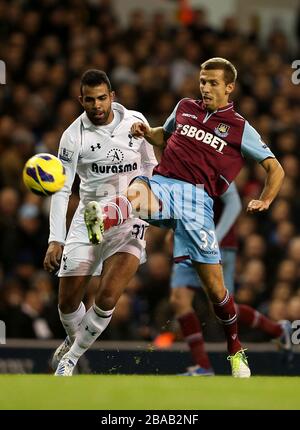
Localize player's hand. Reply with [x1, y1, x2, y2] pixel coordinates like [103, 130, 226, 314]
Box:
[247, 199, 270, 213]
[44, 241, 63, 272]
[131, 122, 151, 138]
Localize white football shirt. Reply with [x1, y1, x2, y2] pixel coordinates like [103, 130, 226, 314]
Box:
[49, 102, 157, 244]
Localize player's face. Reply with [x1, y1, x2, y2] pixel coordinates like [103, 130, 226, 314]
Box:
[199, 69, 234, 111]
[79, 84, 115, 125]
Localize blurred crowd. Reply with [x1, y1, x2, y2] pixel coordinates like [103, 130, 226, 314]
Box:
[0, 0, 300, 342]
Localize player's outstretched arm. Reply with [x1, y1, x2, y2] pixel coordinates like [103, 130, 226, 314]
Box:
[247, 158, 285, 213]
[131, 122, 169, 148]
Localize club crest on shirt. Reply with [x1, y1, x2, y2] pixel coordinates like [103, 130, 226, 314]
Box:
[214, 123, 230, 138]
[106, 148, 124, 164]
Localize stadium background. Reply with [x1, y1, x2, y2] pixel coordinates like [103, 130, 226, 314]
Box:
[0, 0, 300, 359]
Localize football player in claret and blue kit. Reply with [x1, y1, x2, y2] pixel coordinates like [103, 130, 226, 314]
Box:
[84, 57, 285, 377]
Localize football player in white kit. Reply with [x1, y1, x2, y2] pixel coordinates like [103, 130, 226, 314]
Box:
[43, 70, 157, 376]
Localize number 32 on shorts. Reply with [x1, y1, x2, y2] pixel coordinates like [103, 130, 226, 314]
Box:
[199, 230, 218, 250]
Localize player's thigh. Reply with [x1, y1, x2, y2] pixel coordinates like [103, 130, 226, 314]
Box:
[59, 275, 91, 313]
[58, 240, 103, 277]
[127, 179, 160, 216]
[172, 188, 220, 265]
[173, 221, 221, 266]
[95, 252, 140, 310]
[173, 220, 224, 301]
[95, 218, 147, 310]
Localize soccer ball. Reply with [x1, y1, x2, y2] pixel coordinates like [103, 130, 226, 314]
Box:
[23, 153, 66, 196]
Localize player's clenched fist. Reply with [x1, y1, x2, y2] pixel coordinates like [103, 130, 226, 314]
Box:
[131, 122, 151, 138]
[44, 241, 63, 272]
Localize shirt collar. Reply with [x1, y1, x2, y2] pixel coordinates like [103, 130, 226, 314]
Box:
[200, 101, 234, 113]
[217, 102, 234, 113]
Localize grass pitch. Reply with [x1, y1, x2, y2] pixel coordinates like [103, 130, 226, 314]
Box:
[0, 375, 299, 410]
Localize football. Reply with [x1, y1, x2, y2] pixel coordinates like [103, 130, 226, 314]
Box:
[23, 153, 66, 196]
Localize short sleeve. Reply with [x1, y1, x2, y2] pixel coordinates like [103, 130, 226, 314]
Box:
[241, 121, 275, 162]
[163, 101, 182, 134]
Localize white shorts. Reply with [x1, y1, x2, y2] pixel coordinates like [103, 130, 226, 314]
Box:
[58, 202, 147, 277]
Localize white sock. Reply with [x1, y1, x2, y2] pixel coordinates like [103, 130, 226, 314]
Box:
[59, 302, 86, 342]
[66, 304, 114, 363]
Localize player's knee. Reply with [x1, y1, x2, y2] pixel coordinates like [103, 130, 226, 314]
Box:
[95, 289, 117, 311]
[58, 287, 82, 314]
[95, 297, 116, 311]
[127, 181, 159, 218]
[203, 281, 226, 303]
[58, 277, 87, 313]
[196, 266, 225, 300]
[59, 298, 80, 314]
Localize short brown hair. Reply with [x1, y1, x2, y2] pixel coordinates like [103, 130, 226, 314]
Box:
[200, 57, 237, 84]
[80, 69, 112, 95]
